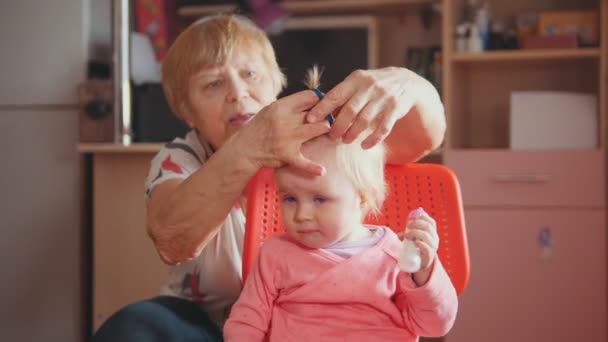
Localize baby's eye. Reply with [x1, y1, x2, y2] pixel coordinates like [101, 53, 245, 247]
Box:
[313, 196, 327, 204]
[282, 196, 296, 203]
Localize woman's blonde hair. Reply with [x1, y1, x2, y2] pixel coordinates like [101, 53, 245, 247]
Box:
[303, 66, 387, 216]
[161, 14, 287, 119]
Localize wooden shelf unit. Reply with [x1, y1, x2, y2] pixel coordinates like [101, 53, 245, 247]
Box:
[442, 0, 606, 150]
[452, 47, 601, 63]
[177, 0, 435, 17]
[440, 1, 607, 342]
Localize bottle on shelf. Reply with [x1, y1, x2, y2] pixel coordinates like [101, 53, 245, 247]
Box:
[468, 25, 483, 53]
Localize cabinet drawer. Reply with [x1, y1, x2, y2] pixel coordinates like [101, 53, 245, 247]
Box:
[444, 150, 605, 207]
[448, 208, 606, 342]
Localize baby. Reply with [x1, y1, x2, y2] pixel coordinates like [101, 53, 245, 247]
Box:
[223, 69, 458, 341]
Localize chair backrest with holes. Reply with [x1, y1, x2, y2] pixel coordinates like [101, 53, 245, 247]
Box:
[243, 163, 470, 295]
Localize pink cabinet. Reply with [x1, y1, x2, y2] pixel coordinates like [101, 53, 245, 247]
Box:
[447, 208, 606, 342]
[444, 150, 606, 342]
[444, 150, 605, 208]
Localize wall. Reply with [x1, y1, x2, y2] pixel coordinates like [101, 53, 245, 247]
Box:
[0, 0, 90, 341]
[89, 0, 112, 61]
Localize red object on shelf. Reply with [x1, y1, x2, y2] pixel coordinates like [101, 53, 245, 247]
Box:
[135, 0, 177, 61]
[521, 34, 578, 49]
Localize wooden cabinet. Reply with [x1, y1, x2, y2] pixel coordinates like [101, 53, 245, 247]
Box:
[80, 145, 168, 331]
[441, 1, 608, 339]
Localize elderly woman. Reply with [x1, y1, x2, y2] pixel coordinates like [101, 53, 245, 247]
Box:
[91, 14, 445, 342]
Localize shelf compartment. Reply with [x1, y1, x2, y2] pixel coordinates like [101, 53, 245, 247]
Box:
[177, 0, 435, 17]
[451, 48, 600, 63]
[445, 60, 599, 149]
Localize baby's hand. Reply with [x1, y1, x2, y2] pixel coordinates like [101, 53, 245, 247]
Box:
[403, 208, 439, 285]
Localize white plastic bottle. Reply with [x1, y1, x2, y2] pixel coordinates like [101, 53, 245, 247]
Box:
[468, 25, 484, 53]
[399, 207, 426, 273]
[455, 23, 469, 52]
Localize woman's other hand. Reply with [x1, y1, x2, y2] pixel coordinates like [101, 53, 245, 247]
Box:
[306, 67, 445, 160]
[236, 90, 331, 176]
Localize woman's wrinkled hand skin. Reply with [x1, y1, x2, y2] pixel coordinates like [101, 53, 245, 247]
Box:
[306, 67, 427, 149]
[238, 90, 331, 176]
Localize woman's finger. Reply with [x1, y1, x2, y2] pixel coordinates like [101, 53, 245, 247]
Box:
[341, 98, 382, 144]
[284, 89, 323, 112]
[307, 69, 376, 123]
[306, 80, 354, 123]
[288, 153, 326, 176]
[361, 106, 399, 149]
[329, 86, 372, 139]
[296, 121, 331, 141]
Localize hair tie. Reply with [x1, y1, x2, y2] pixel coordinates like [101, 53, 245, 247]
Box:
[311, 88, 335, 126]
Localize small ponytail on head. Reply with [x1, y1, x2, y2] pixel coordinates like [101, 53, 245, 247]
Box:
[303, 65, 323, 90]
[303, 65, 335, 126]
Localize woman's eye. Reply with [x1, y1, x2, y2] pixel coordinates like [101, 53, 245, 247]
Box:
[244, 70, 256, 79]
[206, 80, 223, 89]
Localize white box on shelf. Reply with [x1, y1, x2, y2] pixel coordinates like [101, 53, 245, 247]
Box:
[510, 91, 598, 150]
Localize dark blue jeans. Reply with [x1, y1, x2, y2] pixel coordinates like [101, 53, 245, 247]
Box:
[91, 296, 223, 342]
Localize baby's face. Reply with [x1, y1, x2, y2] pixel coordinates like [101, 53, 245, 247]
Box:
[275, 147, 365, 249]
[185, 46, 277, 149]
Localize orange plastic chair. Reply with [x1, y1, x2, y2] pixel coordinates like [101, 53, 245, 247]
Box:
[243, 163, 470, 295]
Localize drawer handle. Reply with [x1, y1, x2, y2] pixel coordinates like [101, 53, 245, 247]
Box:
[492, 173, 552, 183]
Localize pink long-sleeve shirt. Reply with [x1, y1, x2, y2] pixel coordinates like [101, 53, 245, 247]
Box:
[224, 227, 458, 341]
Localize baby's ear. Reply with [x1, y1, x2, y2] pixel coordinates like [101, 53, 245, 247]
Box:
[360, 191, 377, 210]
[359, 193, 368, 207]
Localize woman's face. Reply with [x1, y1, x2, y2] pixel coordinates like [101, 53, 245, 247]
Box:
[185, 47, 278, 148]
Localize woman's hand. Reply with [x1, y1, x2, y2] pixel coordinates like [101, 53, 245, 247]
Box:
[236, 90, 331, 176]
[404, 212, 439, 286]
[306, 67, 442, 153]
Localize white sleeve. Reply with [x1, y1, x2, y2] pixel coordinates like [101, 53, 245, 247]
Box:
[144, 142, 203, 201]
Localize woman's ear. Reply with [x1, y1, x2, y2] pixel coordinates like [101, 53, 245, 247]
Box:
[178, 101, 195, 128]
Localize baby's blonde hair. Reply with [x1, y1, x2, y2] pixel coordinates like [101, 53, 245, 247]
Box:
[303, 65, 324, 90]
[161, 14, 287, 119]
[303, 66, 387, 216]
[336, 137, 387, 217]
